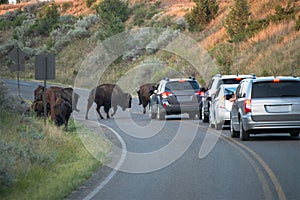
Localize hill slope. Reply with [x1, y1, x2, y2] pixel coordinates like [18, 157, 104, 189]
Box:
[0, 0, 299, 85]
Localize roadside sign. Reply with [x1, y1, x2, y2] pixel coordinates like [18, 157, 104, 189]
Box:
[10, 63, 25, 72]
[8, 47, 26, 64]
[7, 47, 26, 97]
[35, 54, 55, 80]
[35, 54, 56, 125]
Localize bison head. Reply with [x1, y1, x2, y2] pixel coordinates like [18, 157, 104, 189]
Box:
[120, 93, 132, 111]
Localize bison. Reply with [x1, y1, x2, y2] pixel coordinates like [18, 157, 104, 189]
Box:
[52, 97, 72, 130]
[31, 100, 50, 117]
[137, 83, 156, 114]
[33, 85, 79, 122]
[85, 84, 132, 120]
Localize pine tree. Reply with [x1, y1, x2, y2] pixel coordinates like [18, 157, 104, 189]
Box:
[185, 0, 219, 32]
[224, 0, 251, 42]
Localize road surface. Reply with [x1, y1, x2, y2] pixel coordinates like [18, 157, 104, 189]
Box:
[3, 79, 300, 200]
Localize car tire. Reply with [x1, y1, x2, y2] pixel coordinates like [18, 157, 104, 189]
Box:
[202, 113, 209, 122]
[239, 119, 249, 141]
[189, 112, 196, 119]
[215, 122, 222, 130]
[290, 131, 299, 137]
[157, 105, 165, 120]
[150, 105, 156, 119]
[230, 118, 239, 138]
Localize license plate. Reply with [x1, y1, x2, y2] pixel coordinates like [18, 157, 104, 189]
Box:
[265, 105, 291, 113]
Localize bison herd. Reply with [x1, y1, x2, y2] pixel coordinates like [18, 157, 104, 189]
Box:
[30, 83, 156, 130]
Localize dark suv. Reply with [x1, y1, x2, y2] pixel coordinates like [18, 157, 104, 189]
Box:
[230, 76, 300, 140]
[149, 77, 204, 120]
[202, 74, 255, 122]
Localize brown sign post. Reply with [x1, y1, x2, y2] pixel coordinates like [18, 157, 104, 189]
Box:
[35, 54, 56, 124]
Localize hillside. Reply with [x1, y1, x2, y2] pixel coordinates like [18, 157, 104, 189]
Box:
[0, 0, 299, 86]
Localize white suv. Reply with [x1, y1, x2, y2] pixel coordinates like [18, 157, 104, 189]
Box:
[202, 74, 255, 122]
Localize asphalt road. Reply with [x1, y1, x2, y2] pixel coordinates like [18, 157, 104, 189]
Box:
[3, 79, 300, 200]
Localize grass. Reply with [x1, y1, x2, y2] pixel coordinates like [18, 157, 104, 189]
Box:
[0, 109, 111, 200]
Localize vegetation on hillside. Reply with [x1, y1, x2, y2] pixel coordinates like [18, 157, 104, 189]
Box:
[0, 0, 299, 84]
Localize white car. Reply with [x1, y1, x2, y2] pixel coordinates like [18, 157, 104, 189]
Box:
[209, 84, 238, 130]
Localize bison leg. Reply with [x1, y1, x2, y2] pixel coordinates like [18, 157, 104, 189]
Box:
[96, 104, 104, 119]
[111, 105, 118, 117]
[85, 99, 94, 120]
[104, 105, 110, 119]
[142, 101, 148, 114]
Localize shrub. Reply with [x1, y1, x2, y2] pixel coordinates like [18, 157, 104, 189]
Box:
[67, 27, 90, 39]
[224, 0, 251, 43]
[268, 2, 295, 23]
[96, 0, 129, 23]
[59, 15, 77, 25]
[185, 0, 219, 32]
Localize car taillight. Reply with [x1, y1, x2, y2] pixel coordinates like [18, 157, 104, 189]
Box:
[195, 90, 205, 96]
[162, 91, 173, 98]
[273, 78, 281, 83]
[244, 99, 251, 114]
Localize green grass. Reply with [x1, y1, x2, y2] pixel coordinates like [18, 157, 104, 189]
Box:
[0, 109, 111, 200]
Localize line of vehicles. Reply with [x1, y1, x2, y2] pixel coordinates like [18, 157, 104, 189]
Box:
[149, 74, 300, 141]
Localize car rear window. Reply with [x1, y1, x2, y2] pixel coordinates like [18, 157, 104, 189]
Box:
[252, 81, 300, 98]
[166, 81, 200, 91]
[217, 78, 246, 88]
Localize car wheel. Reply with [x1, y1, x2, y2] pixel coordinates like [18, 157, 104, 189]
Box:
[230, 118, 239, 138]
[157, 105, 165, 120]
[215, 122, 222, 130]
[290, 131, 299, 137]
[150, 105, 156, 119]
[239, 119, 249, 141]
[189, 112, 196, 119]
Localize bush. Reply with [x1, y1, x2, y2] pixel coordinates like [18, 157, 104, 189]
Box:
[185, 0, 219, 32]
[67, 27, 90, 39]
[224, 0, 251, 43]
[86, 0, 96, 8]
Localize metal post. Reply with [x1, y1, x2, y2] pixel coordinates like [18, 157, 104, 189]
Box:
[44, 57, 47, 125]
[17, 48, 20, 97]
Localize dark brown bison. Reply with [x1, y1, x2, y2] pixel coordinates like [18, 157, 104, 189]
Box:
[58, 87, 80, 112]
[85, 84, 132, 120]
[31, 100, 50, 117]
[52, 97, 72, 130]
[33, 85, 62, 120]
[33, 85, 79, 121]
[137, 83, 156, 114]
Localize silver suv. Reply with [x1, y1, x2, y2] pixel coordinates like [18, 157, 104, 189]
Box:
[230, 76, 300, 140]
[202, 74, 255, 122]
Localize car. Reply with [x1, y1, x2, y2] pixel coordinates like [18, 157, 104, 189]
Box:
[149, 77, 204, 120]
[209, 84, 238, 130]
[230, 76, 300, 140]
[202, 74, 256, 123]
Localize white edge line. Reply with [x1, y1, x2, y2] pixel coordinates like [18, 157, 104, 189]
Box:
[83, 121, 127, 200]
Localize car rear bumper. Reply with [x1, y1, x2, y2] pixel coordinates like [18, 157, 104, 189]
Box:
[163, 103, 201, 115]
[242, 115, 300, 133]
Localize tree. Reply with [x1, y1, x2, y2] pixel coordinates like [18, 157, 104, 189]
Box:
[185, 0, 219, 32]
[224, 0, 251, 42]
[96, 0, 129, 22]
[0, 0, 8, 5]
[95, 0, 129, 40]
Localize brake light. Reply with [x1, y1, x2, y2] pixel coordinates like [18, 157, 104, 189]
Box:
[244, 99, 251, 114]
[195, 90, 205, 96]
[273, 78, 281, 83]
[162, 91, 173, 98]
[235, 77, 242, 81]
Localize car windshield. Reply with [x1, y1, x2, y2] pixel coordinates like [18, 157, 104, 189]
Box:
[166, 81, 200, 91]
[252, 81, 300, 98]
